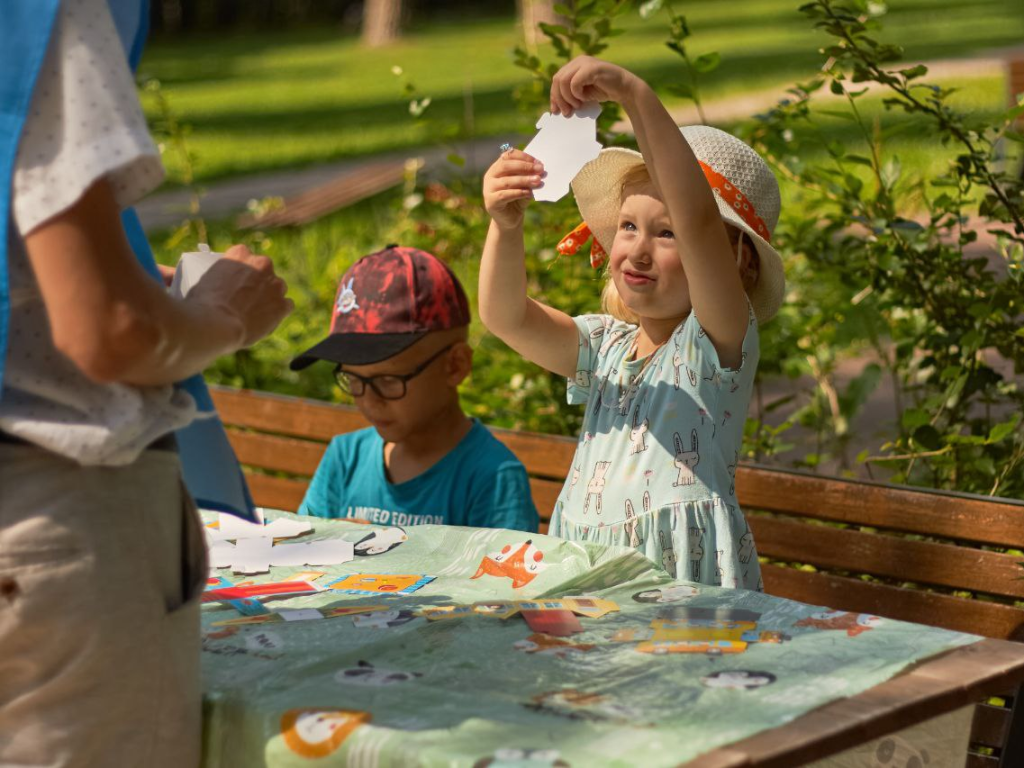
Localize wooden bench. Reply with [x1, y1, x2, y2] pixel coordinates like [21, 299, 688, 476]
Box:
[210, 385, 1024, 766]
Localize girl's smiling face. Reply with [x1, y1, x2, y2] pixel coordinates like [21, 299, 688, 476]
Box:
[609, 185, 692, 325]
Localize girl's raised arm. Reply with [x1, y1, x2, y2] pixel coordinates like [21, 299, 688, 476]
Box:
[478, 150, 580, 379]
[551, 57, 749, 368]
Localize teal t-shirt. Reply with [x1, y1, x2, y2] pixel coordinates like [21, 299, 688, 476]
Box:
[298, 420, 539, 532]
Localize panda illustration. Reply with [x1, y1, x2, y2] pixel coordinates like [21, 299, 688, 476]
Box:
[335, 660, 422, 686]
[354, 526, 408, 556]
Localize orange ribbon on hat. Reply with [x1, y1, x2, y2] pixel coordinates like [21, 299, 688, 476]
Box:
[698, 160, 771, 242]
[557, 222, 608, 269]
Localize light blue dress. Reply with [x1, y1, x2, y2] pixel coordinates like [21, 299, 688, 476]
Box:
[548, 305, 762, 590]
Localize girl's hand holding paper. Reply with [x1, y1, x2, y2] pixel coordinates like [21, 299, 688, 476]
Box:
[550, 55, 639, 115]
[483, 149, 544, 230]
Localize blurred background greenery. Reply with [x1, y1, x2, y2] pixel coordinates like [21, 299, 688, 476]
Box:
[141, 0, 1024, 497]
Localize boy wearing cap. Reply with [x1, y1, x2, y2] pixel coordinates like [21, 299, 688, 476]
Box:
[291, 246, 538, 532]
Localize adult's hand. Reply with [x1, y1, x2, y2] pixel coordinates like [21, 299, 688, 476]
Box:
[25, 179, 294, 386]
[187, 245, 293, 348]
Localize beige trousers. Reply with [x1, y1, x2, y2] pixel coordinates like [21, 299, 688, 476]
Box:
[0, 443, 207, 768]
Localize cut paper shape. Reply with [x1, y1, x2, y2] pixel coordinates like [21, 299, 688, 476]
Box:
[326, 573, 435, 596]
[202, 579, 322, 605]
[281, 708, 370, 759]
[208, 537, 354, 574]
[263, 540, 355, 568]
[521, 609, 583, 637]
[170, 244, 221, 299]
[212, 512, 312, 541]
[471, 540, 547, 589]
[523, 102, 602, 202]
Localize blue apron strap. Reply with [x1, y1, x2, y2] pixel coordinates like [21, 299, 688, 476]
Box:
[0, 0, 62, 394]
[121, 210, 257, 520]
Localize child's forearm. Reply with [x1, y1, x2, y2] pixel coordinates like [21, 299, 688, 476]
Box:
[479, 219, 530, 337]
[621, 78, 749, 357]
[478, 220, 579, 378]
[621, 80, 722, 235]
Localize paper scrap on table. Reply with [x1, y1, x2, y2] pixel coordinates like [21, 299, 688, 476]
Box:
[522, 102, 602, 202]
[211, 512, 312, 541]
[169, 244, 222, 299]
[208, 537, 354, 574]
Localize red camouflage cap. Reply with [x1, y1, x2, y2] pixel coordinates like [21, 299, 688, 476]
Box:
[289, 245, 471, 369]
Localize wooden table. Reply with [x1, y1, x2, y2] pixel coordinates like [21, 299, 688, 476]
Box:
[687, 638, 1024, 767]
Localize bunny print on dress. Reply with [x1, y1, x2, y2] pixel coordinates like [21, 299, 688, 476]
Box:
[583, 461, 611, 515]
[688, 526, 704, 581]
[629, 407, 649, 455]
[623, 498, 641, 547]
[567, 465, 581, 499]
[673, 430, 700, 487]
[658, 530, 677, 577]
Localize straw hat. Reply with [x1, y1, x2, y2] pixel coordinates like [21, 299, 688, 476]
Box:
[570, 125, 785, 324]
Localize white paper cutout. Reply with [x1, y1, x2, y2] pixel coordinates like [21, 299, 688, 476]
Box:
[523, 102, 603, 203]
[229, 538, 275, 574]
[205, 536, 354, 574]
[170, 244, 222, 299]
[211, 513, 312, 541]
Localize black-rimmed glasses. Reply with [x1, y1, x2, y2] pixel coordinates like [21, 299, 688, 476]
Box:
[334, 343, 456, 400]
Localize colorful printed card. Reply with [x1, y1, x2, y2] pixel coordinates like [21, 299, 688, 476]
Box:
[325, 574, 435, 596]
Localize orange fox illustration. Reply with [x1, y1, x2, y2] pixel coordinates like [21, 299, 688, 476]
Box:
[280, 708, 370, 758]
[795, 610, 881, 637]
[471, 540, 547, 589]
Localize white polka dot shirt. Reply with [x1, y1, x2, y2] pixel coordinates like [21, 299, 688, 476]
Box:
[1, 0, 197, 465]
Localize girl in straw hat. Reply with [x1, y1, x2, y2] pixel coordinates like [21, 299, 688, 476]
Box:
[479, 56, 784, 590]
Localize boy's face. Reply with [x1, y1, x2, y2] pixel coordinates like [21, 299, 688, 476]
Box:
[339, 329, 471, 444]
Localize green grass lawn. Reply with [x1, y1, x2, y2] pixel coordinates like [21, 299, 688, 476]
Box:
[139, 0, 1024, 185]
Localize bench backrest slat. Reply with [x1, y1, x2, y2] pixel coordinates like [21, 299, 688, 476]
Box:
[760, 564, 1024, 640]
[738, 466, 1024, 549]
[750, 515, 1024, 600]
